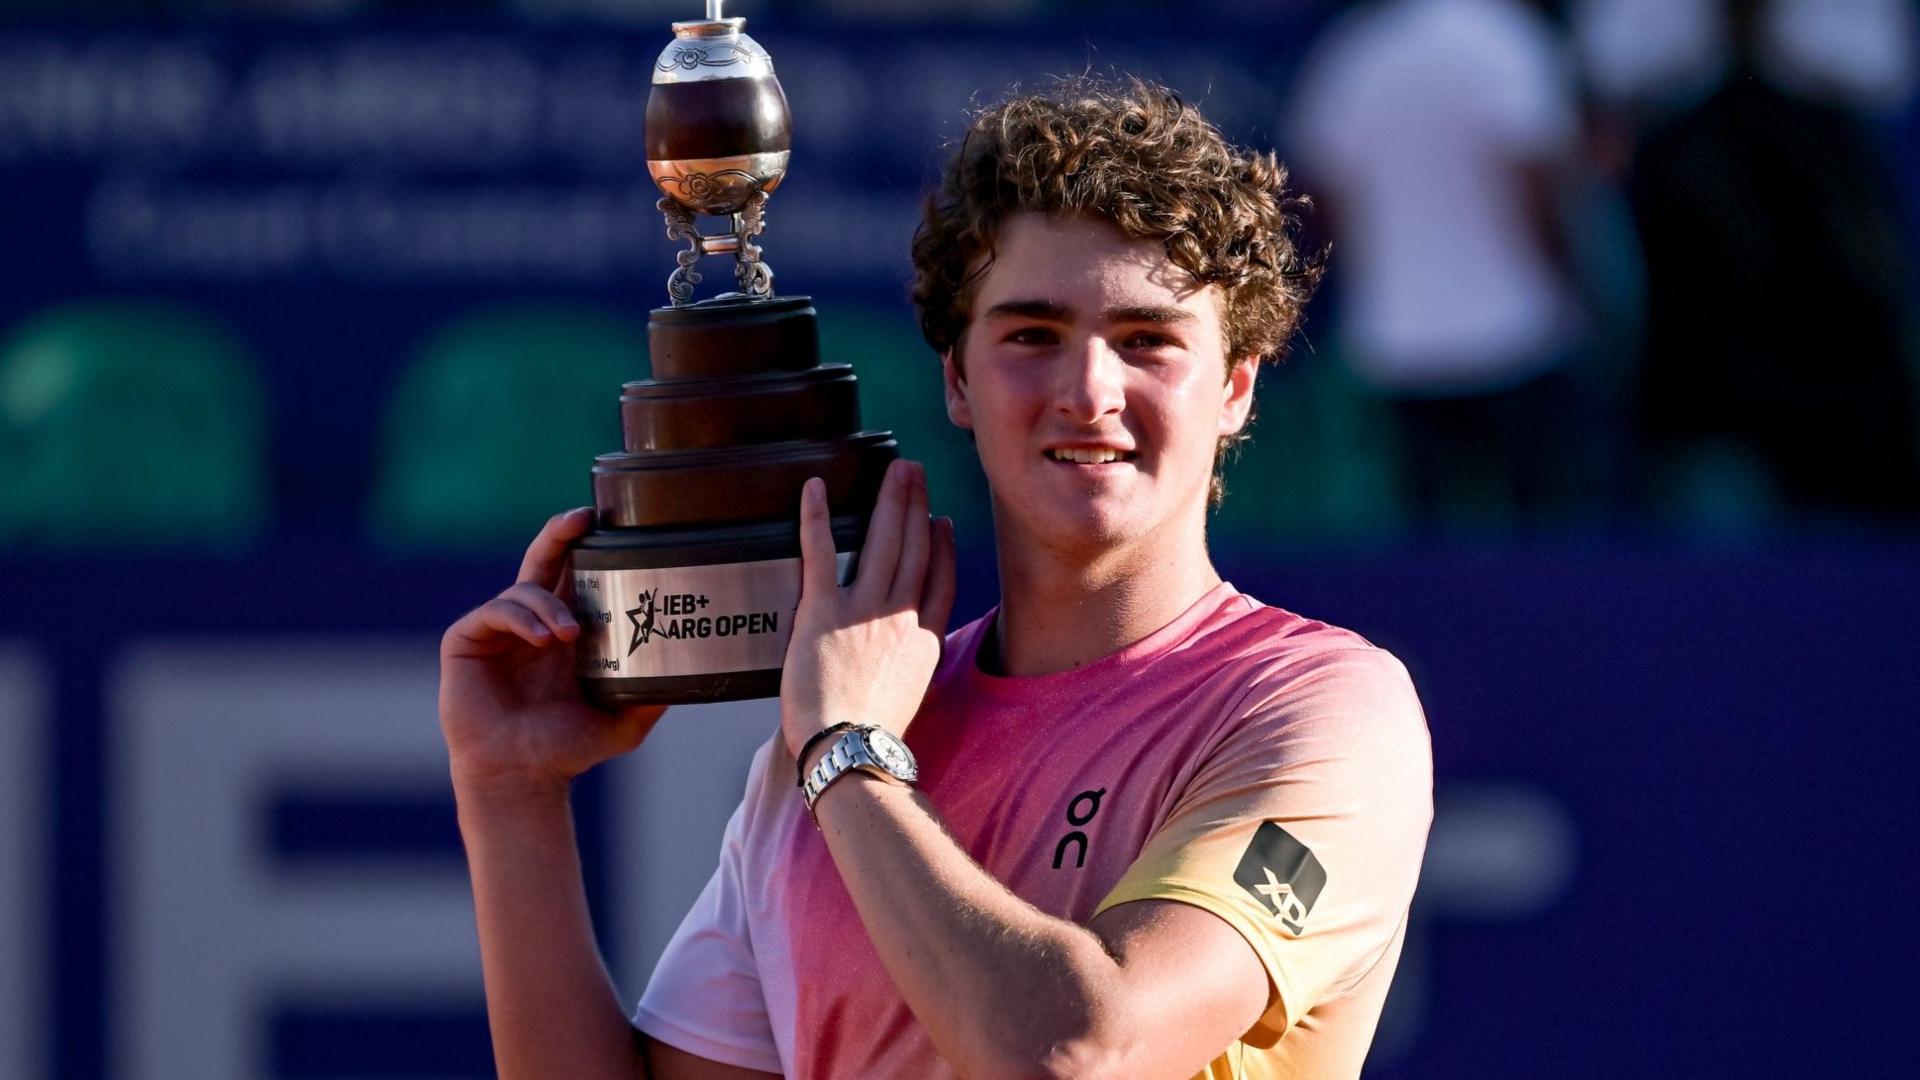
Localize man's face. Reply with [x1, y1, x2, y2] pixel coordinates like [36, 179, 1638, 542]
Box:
[943, 212, 1257, 559]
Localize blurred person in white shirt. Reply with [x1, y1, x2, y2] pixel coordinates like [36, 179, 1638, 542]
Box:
[1288, 0, 1601, 529]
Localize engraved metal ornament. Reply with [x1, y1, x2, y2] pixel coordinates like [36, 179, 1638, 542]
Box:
[733, 188, 773, 296]
[659, 192, 775, 304]
[651, 19, 774, 85]
[648, 151, 788, 216]
[660, 198, 706, 305]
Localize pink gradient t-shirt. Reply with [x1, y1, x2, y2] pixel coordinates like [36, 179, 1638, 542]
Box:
[634, 582, 1432, 1079]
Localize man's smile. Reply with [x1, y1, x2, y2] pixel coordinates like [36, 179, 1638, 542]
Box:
[1043, 445, 1139, 466]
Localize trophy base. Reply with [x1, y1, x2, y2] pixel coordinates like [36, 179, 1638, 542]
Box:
[577, 669, 783, 708]
[569, 516, 862, 707]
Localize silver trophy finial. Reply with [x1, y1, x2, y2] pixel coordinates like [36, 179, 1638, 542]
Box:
[645, 1, 788, 305]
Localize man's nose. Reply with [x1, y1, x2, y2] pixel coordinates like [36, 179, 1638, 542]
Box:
[1055, 335, 1125, 424]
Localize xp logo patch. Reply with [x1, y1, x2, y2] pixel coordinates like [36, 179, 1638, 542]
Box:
[1234, 821, 1327, 936]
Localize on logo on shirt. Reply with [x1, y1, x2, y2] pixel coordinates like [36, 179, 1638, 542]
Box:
[1051, 787, 1106, 870]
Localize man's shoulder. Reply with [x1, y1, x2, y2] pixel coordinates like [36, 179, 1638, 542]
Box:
[1197, 589, 1393, 671]
[1201, 593, 1424, 740]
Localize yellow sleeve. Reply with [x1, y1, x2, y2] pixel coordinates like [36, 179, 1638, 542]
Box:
[1093, 647, 1432, 1046]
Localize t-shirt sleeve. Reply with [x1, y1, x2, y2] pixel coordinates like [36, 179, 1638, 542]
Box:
[632, 757, 784, 1074]
[1092, 646, 1432, 1047]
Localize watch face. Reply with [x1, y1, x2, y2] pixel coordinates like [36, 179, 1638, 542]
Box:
[867, 729, 915, 778]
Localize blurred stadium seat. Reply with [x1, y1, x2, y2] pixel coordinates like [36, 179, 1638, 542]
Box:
[0, 300, 270, 550]
[368, 305, 644, 552]
[1211, 348, 1407, 547]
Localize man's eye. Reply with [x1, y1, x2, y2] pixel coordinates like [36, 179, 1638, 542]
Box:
[1125, 331, 1176, 349]
[1006, 327, 1057, 346]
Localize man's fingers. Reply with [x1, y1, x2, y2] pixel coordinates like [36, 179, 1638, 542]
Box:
[796, 477, 841, 601]
[501, 581, 581, 640]
[516, 506, 595, 589]
[444, 597, 564, 655]
[855, 459, 915, 604]
[919, 517, 958, 635]
[890, 467, 932, 607]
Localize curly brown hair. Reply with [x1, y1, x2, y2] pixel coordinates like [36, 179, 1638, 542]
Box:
[910, 76, 1324, 503]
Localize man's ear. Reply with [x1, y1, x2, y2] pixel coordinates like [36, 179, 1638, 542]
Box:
[1219, 357, 1259, 437]
[942, 349, 973, 430]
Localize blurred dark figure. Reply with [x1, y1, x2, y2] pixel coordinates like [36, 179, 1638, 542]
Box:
[1571, 0, 1725, 176]
[1288, 0, 1606, 534]
[1628, 0, 1920, 525]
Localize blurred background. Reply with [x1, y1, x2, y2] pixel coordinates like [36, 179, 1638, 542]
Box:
[1, 0, 1916, 1076]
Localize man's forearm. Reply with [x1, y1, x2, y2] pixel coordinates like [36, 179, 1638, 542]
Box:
[809, 771, 1135, 1079]
[457, 782, 647, 1080]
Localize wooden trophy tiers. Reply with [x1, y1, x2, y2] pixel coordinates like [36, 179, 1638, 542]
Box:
[592, 295, 895, 528]
[570, 295, 898, 705]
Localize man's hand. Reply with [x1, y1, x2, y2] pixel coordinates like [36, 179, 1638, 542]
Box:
[440, 506, 666, 801]
[780, 460, 956, 758]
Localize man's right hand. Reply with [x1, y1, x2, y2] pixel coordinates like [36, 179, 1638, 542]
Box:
[439, 506, 666, 802]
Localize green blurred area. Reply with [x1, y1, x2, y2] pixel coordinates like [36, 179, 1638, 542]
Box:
[0, 300, 270, 551]
[368, 305, 642, 553]
[1210, 353, 1406, 550]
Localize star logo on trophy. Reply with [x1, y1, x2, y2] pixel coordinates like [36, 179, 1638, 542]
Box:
[626, 587, 660, 656]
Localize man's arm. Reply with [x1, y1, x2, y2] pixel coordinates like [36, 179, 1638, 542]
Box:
[458, 784, 776, 1080]
[805, 766, 1270, 1080]
[441, 510, 777, 1080]
[458, 783, 650, 1079]
[779, 464, 1270, 1079]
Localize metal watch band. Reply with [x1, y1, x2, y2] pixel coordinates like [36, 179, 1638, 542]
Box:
[801, 726, 914, 815]
[794, 722, 857, 787]
[801, 729, 880, 811]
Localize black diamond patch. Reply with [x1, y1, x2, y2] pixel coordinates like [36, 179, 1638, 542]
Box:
[1233, 821, 1327, 936]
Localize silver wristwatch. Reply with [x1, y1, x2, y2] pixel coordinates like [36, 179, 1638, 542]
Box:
[800, 725, 918, 814]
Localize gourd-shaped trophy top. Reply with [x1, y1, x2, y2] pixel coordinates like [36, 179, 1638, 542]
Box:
[646, 1, 793, 304]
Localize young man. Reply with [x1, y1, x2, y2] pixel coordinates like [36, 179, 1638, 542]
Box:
[440, 79, 1432, 1079]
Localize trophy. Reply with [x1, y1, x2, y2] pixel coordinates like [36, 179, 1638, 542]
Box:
[568, 1, 898, 706]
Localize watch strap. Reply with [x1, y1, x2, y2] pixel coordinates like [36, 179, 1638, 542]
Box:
[794, 722, 857, 787]
[801, 729, 875, 812]
[801, 727, 914, 818]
